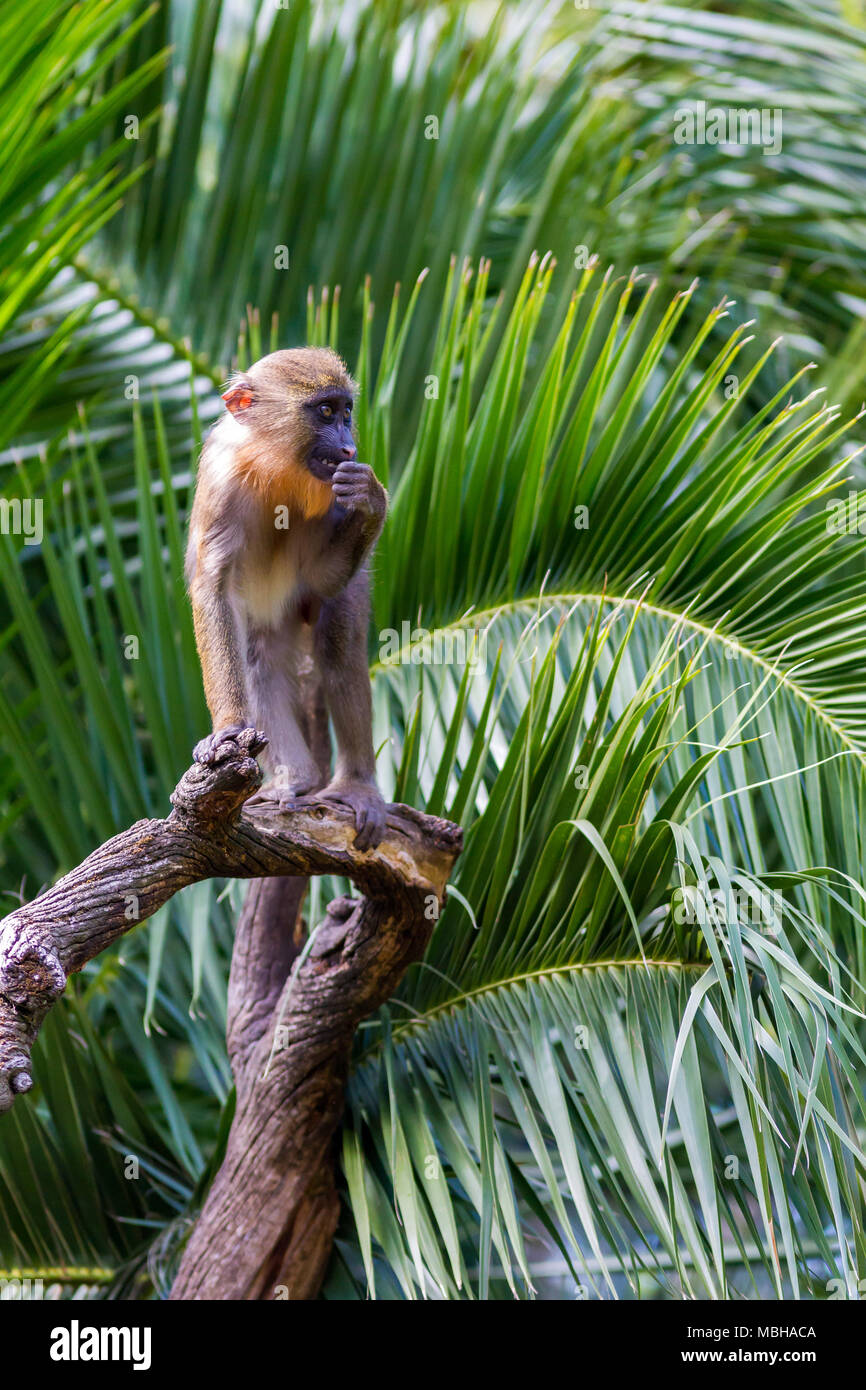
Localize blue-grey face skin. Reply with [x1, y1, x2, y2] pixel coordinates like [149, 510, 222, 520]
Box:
[305, 391, 356, 479]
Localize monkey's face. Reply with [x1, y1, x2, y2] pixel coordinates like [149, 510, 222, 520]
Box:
[302, 390, 356, 480]
[220, 348, 357, 482]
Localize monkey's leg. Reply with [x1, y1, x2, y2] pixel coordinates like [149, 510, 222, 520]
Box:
[313, 570, 387, 850]
[244, 617, 321, 800]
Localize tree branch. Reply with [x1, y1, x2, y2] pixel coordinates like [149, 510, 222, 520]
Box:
[0, 727, 462, 1298]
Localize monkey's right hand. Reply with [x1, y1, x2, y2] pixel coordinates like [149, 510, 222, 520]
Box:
[192, 725, 268, 766]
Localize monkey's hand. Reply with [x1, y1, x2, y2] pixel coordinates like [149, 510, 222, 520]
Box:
[193, 725, 267, 766]
[320, 778, 387, 852]
[331, 461, 387, 520]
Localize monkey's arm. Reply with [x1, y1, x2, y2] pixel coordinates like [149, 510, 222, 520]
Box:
[189, 577, 252, 764]
[314, 461, 387, 597]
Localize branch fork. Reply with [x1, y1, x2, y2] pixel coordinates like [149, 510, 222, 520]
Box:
[0, 730, 461, 1297]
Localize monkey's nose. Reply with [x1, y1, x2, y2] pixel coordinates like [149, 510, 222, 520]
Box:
[339, 445, 357, 460]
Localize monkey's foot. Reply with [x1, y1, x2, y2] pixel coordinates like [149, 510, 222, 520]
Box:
[319, 779, 387, 852]
[244, 776, 320, 811]
[193, 725, 268, 765]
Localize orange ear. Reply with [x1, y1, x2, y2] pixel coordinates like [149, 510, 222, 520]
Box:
[222, 382, 254, 415]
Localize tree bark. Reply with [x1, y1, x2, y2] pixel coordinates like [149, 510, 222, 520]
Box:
[0, 728, 461, 1300]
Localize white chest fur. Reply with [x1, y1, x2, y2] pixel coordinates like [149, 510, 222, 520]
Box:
[236, 531, 303, 627]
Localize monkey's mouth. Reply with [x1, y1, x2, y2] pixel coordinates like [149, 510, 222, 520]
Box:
[307, 454, 340, 480]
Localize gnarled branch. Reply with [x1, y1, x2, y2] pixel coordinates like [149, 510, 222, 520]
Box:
[0, 729, 462, 1298]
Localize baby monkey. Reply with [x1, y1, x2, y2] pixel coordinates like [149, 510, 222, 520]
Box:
[185, 347, 388, 849]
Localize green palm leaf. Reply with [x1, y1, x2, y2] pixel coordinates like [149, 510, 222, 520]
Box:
[336, 617, 866, 1298]
[3, 0, 866, 1302]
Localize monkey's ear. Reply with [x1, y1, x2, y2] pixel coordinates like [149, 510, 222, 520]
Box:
[221, 381, 254, 415]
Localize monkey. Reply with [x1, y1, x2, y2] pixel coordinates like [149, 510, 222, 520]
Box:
[185, 347, 388, 850]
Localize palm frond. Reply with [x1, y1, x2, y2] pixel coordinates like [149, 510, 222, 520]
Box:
[336, 617, 866, 1298]
[364, 258, 866, 952]
[0, 0, 169, 455]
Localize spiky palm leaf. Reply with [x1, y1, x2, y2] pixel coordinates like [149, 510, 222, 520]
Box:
[335, 612, 866, 1297]
[3, 0, 866, 1300]
[8, 0, 866, 487]
[4, 264, 866, 1296]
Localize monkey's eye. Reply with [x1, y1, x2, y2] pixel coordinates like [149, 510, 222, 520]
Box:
[344, 406, 352, 421]
[319, 403, 334, 420]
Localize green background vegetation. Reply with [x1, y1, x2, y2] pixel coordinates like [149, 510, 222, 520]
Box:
[2, 0, 866, 1299]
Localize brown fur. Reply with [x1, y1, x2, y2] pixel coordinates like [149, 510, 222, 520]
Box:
[185, 346, 388, 848]
[233, 442, 333, 520]
[217, 348, 355, 522]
